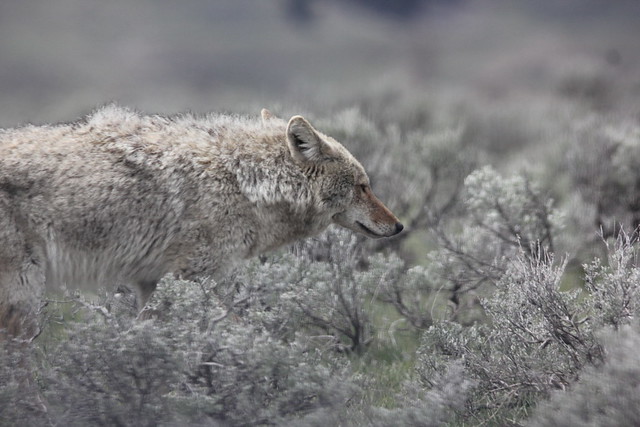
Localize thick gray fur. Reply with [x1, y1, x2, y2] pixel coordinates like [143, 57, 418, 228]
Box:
[0, 105, 402, 337]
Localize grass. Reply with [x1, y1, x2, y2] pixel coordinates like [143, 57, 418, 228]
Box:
[354, 298, 423, 408]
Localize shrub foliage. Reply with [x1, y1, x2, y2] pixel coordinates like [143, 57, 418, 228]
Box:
[4, 98, 640, 426]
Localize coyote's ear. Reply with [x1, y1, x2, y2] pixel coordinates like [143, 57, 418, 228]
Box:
[261, 108, 286, 127]
[286, 116, 335, 163]
[261, 108, 275, 125]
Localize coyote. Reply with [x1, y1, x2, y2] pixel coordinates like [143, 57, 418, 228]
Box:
[0, 106, 402, 338]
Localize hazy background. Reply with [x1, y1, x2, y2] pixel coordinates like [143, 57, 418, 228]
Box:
[2, 0, 639, 127]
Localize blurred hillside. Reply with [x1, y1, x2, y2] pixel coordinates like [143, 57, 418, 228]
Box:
[1, 0, 639, 126]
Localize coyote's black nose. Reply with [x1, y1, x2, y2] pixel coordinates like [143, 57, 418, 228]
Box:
[395, 222, 404, 234]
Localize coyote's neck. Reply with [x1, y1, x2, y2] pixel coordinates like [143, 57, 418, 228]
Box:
[245, 198, 331, 258]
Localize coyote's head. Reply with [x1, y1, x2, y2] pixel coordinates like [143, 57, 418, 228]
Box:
[263, 109, 403, 239]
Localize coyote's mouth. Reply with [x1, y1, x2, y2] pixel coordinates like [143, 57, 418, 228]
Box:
[355, 221, 384, 238]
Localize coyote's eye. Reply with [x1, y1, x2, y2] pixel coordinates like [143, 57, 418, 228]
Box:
[359, 184, 368, 194]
